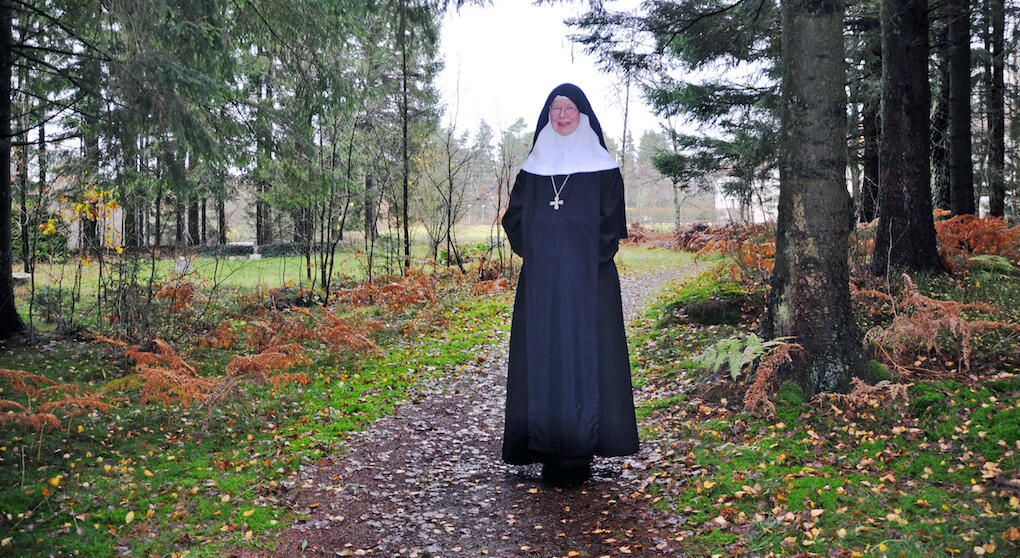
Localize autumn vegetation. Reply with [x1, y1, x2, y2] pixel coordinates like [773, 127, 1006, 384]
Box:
[0, 251, 512, 555]
[622, 214, 1020, 555]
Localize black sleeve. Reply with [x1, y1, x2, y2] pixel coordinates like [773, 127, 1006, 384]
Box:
[599, 169, 628, 264]
[502, 172, 526, 258]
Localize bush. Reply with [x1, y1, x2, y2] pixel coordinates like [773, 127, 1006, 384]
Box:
[198, 244, 255, 257]
[11, 215, 69, 263]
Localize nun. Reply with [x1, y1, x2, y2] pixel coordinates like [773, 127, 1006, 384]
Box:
[501, 83, 639, 486]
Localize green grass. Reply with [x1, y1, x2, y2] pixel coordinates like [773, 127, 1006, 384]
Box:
[615, 245, 700, 273]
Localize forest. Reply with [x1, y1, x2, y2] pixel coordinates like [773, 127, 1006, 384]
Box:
[1, 0, 1019, 556]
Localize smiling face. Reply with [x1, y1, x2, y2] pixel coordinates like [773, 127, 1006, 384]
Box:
[549, 97, 580, 136]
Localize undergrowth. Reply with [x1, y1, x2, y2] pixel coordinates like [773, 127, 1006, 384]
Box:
[629, 249, 1020, 557]
[0, 271, 511, 557]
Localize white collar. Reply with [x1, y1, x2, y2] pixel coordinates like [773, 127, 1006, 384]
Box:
[521, 113, 619, 175]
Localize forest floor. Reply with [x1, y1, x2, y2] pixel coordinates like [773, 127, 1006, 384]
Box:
[2, 238, 1018, 557]
[271, 267, 693, 558]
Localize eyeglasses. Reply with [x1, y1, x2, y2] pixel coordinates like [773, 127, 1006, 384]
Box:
[550, 106, 578, 116]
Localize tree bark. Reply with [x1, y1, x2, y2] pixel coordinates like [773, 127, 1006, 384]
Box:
[0, 0, 26, 338]
[871, 0, 944, 275]
[122, 129, 139, 248]
[931, 22, 952, 211]
[859, 47, 880, 222]
[948, 0, 975, 215]
[201, 197, 207, 245]
[217, 195, 226, 245]
[400, 0, 412, 273]
[188, 197, 199, 246]
[986, 0, 1005, 216]
[17, 98, 29, 270]
[82, 58, 101, 255]
[763, 0, 862, 397]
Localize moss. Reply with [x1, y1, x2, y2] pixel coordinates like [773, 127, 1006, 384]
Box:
[907, 383, 949, 419]
[776, 381, 804, 406]
[985, 377, 1020, 393]
[867, 360, 892, 382]
[775, 381, 807, 424]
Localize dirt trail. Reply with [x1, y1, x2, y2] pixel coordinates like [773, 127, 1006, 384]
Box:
[273, 268, 689, 557]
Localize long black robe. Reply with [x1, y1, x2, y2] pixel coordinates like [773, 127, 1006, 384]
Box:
[501, 167, 639, 465]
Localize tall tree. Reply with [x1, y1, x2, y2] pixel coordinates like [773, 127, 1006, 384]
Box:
[871, 0, 944, 274]
[986, 0, 1006, 216]
[762, 0, 861, 395]
[931, 19, 952, 211]
[0, 0, 26, 338]
[948, 0, 976, 214]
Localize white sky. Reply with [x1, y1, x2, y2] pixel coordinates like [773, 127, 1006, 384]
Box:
[437, 1, 661, 143]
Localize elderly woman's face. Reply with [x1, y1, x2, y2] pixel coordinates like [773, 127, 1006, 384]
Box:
[549, 98, 580, 136]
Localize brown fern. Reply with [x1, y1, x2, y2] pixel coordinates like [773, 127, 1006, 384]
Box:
[813, 377, 912, 418]
[864, 274, 1000, 370]
[0, 368, 57, 397]
[743, 343, 802, 419]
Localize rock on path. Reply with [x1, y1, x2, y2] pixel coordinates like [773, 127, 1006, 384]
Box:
[273, 268, 689, 557]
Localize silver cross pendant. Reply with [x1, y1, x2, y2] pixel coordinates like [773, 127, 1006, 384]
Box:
[549, 195, 564, 210]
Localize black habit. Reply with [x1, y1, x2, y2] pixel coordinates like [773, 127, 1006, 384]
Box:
[501, 165, 639, 465]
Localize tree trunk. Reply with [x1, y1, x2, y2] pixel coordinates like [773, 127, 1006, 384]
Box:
[860, 98, 880, 221]
[122, 129, 139, 248]
[217, 195, 226, 244]
[672, 180, 683, 232]
[931, 23, 952, 211]
[364, 174, 378, 243]
[17, 112, 29, 271]
[859, 36, 881, 222]
[400, 0, 411, 273]
[154, 190, 163, 247]
[82, 57, 101, 255]
[188, 197, 199, 246]
[986, 0, 1005, 216]
[0, 0, 25, 338]
[948, 0, 975, 215]
[33, 120, 46, 270]
[175, 199, 185, 245]
[872, 0, 944, 275]
[763, 0, 862, 397]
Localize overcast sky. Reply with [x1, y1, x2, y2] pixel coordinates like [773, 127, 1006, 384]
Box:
[437, 1, 660, 143]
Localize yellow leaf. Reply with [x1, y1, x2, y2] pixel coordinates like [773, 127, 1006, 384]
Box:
[878, 543, 888, 551]
[143, 470, 153, 477]
[220, 493, 231, 502]
[243, 530, 253, 540]
[837, 528, 847, 538]
[243, 509, 255, 517]
[146, 509, 155, 518]
[49, 476, 61, 487]
[125, 511, 135, 524]
[568, 552, 580, 557]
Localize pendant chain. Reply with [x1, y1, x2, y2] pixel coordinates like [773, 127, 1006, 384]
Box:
[549, 174, 571, 210]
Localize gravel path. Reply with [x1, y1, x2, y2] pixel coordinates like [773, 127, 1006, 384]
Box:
[273, 267, 691, 558]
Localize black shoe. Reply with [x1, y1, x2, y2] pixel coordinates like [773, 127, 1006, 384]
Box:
[541, 461, 591, 487]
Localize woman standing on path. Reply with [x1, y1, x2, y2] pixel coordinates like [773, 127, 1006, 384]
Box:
[501, 83, 639, 486]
